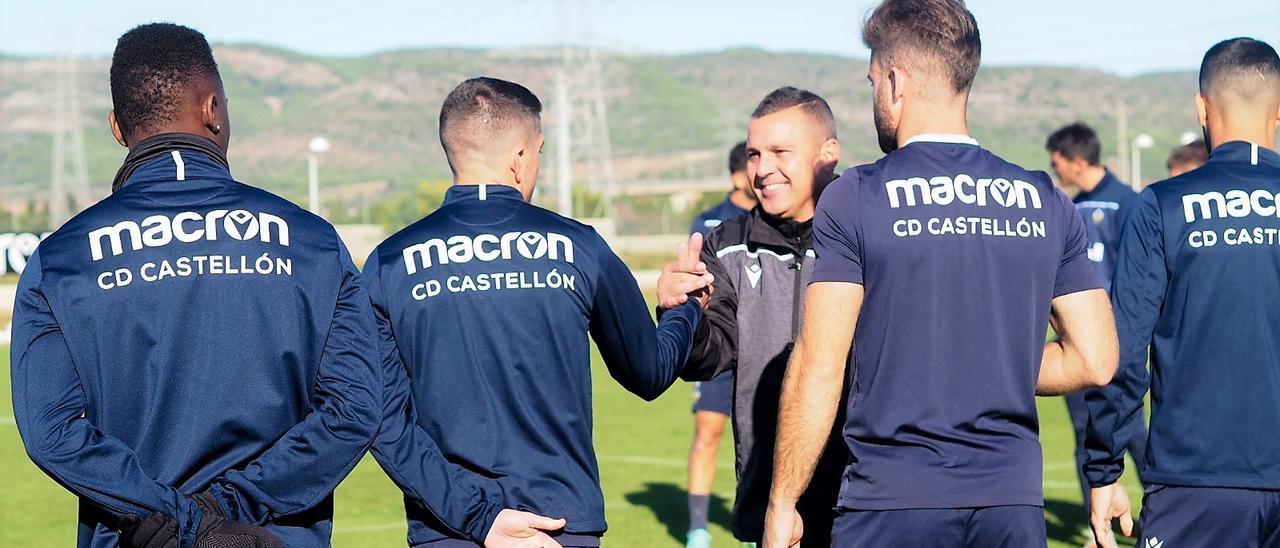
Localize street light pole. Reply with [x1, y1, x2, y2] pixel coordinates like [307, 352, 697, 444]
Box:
[308, 136, 331, 216]
[1131, 133, 1154, 190]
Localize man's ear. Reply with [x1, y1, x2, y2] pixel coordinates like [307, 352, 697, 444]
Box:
[201, 92, 221, 136]
[511, 144, 529, 187]
[108, 111, 127, 147]
[1195, 93, 1209, 130]
[888, 65, 906, 104]
[820, 137, 841, 166]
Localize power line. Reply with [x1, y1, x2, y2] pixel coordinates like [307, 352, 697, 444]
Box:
[552, 0, 616, 219]
[49, 54, 90, 228]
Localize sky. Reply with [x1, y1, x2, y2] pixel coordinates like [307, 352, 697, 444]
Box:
[1, 0, 1278, 75]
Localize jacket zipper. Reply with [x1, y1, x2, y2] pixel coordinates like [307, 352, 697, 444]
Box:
[790, 236, 804, 343]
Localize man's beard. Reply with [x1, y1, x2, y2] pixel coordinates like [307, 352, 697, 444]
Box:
[873, 95, 899, 154]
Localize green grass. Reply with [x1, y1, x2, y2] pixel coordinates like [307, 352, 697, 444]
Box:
[0, 344, 1141, 547]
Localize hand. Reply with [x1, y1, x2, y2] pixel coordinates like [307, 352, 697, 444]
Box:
[120, 512, 177, 548]
[1088, 483, 1133, 548]
[483, 509, 566, 548]
[120, 497, 283, 548]
[657, 233, 714, 309]
[762, 503, 803, 548]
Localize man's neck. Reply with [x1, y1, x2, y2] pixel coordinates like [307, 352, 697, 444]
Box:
[454, 179, 518, 189]
[1209, 124, 1278, 151]
[453, 166, 517, 190]
[1077, 166, 1107, 193]
[896, 98, 970, 148]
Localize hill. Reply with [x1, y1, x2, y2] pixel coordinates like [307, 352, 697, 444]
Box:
[0, 45, 1201, 224]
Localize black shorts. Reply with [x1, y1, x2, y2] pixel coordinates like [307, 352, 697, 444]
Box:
[830, 505, 1045, 547]
[416, 532, 602, 547]
[691, 371, 733, 415]
[1139, 484, 1280, 548]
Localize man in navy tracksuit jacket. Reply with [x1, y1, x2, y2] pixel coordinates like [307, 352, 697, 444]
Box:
[364, 78, 706, 547]
[1085, 38, 1280, 548]
[1044, 123, 1147, 523]
[10, 24, 380, 548]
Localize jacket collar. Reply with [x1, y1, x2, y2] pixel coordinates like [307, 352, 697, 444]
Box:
[442, 184, 524, 205]
[744, 207, 812, 252]
[1209, 141, 1280, 168]
[115, 133, 231, 190]
[121, 149, 232, 189]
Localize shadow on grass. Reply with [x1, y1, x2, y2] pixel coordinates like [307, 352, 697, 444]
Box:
[1045, 498, 1087, 546]
[623, 482, 733, 543]
[1045, 498, 1137, 547]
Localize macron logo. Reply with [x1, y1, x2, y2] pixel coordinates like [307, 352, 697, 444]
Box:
[1182, 189, 1280, 223]
[88, 210, 290, 261]
[744, 263, 762, 288]
[886, 174, 1042, 210]
[1145, 537, 1164, 548]
[402, 231, 574, 274]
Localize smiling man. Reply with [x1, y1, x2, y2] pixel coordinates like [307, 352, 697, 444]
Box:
[658, 86, 844, 547]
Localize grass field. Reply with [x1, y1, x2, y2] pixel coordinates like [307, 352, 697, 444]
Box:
[0, 344, 1142, 547]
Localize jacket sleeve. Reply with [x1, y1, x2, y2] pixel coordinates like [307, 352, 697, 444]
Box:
[1083, 189, 1161, 487]
[362, 256, 504, 544]
[208, 240, 382, 524]
[11, 249, 201, 532]
[678, 231, 737, 381]
[589, 233, 704, 401]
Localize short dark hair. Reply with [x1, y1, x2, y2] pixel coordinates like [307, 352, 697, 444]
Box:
[1199, 37, 1280, 100]
[110, 23, 220, 136]
[1167, 140, 1209, 171]
[751, 87, 837, 139]
[439, 77, 543, 168]
[728, 141, 748, 174]
[1045, 123, 1102, 166]
[862, 0, 981, 94]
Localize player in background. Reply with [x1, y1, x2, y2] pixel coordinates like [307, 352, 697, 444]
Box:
[1086, 37, 1280, 548]
[1046, 123, 1139, 292]
[363, 77, 711, 547]
[659, 86, 845, 548]
[12, 23, 374, 548]
[763, 1, 1118, 546]
[1166, 139, 1209, 177]
[684, 141, 753, 548]
[1044, 123, 1146, 538]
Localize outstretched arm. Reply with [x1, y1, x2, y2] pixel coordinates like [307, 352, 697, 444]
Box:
[591, 233, 705, 401]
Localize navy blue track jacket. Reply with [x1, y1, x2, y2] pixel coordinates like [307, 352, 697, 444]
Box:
[362, 183, 702, 545]
[1073, 170, 1137, 291]
[10, 149, 381, 547]
[1085, 141, 1280, 489]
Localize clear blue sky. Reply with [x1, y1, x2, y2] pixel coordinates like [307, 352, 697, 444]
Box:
[2, 0, 1277, 75]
